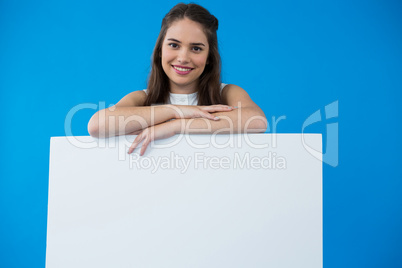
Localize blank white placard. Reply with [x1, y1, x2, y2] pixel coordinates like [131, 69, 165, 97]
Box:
[46, 134, 322, 268]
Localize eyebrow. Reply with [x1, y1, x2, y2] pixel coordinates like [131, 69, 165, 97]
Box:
[167, 38, 206, 46]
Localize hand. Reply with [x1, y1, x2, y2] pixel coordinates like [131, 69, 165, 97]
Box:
[127, 122, 176, 156]
[170, 104, 237, 121]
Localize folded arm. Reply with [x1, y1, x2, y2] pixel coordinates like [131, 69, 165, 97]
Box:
[128, 84, 267, 155]
[87, 90, 235, 138]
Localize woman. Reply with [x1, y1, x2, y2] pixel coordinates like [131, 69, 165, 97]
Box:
[88, 3, 267, 155]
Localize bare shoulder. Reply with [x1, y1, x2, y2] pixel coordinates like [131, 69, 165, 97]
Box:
[114, 90, 147, 107]
[221, 84, 257, 107]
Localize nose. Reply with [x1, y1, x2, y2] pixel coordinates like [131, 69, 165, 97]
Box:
[177, 48, 190, 64]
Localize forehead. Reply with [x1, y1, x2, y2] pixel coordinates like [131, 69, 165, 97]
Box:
[165, 18, 208, 45]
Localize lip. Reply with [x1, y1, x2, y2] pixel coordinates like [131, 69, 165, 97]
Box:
[172, 65, 194, 75]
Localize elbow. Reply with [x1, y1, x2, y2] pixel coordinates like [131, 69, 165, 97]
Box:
[87, 114, 100, 138]
[255, 119, 268, 133]
[249, 119, 268, 133]
[88, 124, 100, 138]
[244, 112, 268, 133]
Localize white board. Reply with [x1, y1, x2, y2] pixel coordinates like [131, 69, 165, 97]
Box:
[47, 134, 322, 268]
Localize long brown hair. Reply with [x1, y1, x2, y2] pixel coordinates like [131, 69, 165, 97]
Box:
[144, 3, 222, 106]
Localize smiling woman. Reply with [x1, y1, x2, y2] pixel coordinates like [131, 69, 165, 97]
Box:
[161, 18, 209, 94]
[87, 3, 267, 155]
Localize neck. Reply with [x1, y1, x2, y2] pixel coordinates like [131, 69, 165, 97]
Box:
[169, 81, 198, 94]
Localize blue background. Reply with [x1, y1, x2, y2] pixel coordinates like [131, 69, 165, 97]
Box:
[1, 0, 401, 267]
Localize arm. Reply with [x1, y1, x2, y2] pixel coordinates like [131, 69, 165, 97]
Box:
[87, 90, 235, 138]
[128, 84, 267, 155]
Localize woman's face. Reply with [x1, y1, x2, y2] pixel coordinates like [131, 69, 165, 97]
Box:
[161, 18, 209, 93]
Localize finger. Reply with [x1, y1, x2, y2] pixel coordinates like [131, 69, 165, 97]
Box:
[140, 138, 151, 156]
[214, 104, 234, 109]
[200, 105, 225, 110]
[199, 111, 220, 121]
[202, 105, 233, 112]
[219, 105, 238, 109]
[128, 136, 143, 154]
[128, 142, 139, 154]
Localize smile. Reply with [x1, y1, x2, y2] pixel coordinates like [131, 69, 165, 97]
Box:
[172, 65, 194, 74]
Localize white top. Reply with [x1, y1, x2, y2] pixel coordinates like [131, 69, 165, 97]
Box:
[143, 83, 227, 105]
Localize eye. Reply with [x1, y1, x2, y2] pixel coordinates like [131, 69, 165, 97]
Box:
[192, 46, 203, 52]
[168, 43, 179, 48]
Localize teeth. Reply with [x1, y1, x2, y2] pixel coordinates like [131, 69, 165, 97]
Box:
[173, 66, 192, 72]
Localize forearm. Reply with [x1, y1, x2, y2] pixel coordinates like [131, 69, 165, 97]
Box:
[88, 105, 176, 138]
[172, 107, 267, 134]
